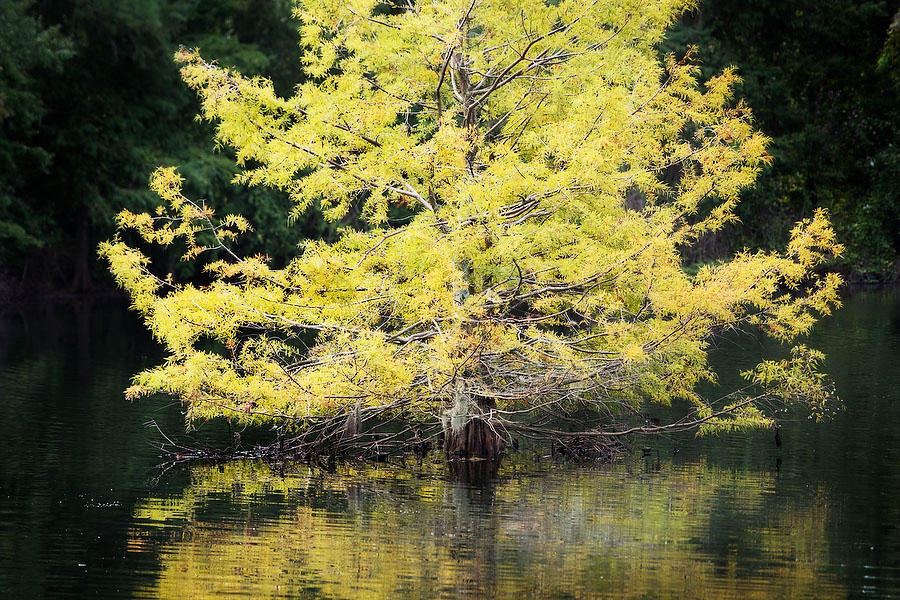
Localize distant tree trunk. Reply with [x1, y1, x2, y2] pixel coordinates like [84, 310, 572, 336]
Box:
[71, 220, 92, 292]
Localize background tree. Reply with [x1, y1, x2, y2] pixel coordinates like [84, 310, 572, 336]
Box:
[102, 0, 843, 457]
[0, 1, 72, 276]
[664, 0, 900, 276]
[0, 0, 310, 294]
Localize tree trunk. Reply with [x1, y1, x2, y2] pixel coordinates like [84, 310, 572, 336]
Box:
[444, 416, 505, 459]
[443, 386, 505, 460]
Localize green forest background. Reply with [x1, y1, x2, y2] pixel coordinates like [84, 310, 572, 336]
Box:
[2, 0, 899, 298]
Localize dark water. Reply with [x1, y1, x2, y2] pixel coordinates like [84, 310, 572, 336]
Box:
[0, 291, 898, 599]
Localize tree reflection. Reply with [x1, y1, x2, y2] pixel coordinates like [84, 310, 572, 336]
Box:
[130, 458, 844, 599]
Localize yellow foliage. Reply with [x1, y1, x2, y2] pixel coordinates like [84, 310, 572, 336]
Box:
[102, 0, 841, 437]
[131, 459, 846, 600]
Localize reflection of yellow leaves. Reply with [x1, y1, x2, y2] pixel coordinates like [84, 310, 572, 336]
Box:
[134, 459, 846, 600]
[133, 496, 192, 524]
[125, 528, 153, 554]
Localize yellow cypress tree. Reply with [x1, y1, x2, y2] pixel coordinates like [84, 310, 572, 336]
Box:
[100, 0, 842, 455]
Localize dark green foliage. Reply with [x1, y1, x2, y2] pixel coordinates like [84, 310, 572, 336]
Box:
[0, 1, 73, 253]
[666, 0, 900, 277]
[879, 9, 900, 79]
[178, 0, 300, 96]
[0, 0, 306, 293]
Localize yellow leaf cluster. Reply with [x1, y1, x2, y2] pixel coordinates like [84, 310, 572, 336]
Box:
[102, 0, 842, 436]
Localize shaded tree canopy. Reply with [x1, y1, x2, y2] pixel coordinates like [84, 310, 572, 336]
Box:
[0, 1, 72, 252]
[665, 0, 900, 275]
[0, 0, 307, 293]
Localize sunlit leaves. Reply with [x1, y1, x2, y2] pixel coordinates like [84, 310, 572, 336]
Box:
[102, 0, 843, 438]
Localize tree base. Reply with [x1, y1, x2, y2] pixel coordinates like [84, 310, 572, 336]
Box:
[444, 417, 505, 460]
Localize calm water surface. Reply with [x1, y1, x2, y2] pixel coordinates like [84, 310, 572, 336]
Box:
[0, 290, 899, 598]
